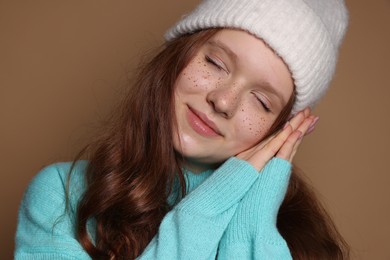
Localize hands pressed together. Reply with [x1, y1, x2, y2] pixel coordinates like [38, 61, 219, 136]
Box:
[237, 108, 319, 171]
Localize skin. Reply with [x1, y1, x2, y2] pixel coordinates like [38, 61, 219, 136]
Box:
[173, 29, 317, 173]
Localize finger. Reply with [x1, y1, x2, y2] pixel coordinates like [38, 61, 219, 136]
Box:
[287, 107, 310, 121]
[262, 113, 310, 158]
[288, 111, 305, 131]
[249, 122, 293, 170]
[255, 129, 278, 149]
[305, 116, 319, 136]
[289, 108, 311, 131]
[248, 120, 290, 152]
[298, 116, 316, 134]
[276, 130, 302, 161]
[287, 116, 316, 161]
[257, 112, 314, 161]
[288, 135, 302, 161]
[235, 121, 290, 161]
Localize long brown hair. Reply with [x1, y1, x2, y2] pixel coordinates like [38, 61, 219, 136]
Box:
[71, 29, 349, 259]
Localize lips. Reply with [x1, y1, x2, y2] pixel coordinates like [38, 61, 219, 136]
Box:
[186, 107, 222, 137]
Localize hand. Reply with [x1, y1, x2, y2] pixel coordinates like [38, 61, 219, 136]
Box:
[236, 108, 318, 171]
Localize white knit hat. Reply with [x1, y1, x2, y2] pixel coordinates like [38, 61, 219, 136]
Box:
[165, 0, 349, 113]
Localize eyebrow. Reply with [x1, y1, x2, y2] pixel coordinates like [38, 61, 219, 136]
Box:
[207, 39, 287, 107]
[261, 81, 287, 107]
[207, 40, 238, 61]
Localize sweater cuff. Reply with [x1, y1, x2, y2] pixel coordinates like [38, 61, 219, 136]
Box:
[248, 157, 291, 228]
[222, 157, 291, 243]
[255, 157, 291, 214]
[176, 157, 259, 216]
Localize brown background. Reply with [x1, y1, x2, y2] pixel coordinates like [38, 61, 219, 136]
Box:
[1, 0, 389, 259]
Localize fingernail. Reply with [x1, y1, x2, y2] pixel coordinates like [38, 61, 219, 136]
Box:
[306, 125, 315, 135]
[298, 131, 304, 140]
[283, 121, 290, 129]
[309, 116, 320, 129]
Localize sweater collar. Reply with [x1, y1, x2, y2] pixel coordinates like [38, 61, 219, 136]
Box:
[167, 168, 215, 207]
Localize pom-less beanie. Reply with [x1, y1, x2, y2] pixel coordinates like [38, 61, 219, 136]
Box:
[165, 0, 349, 113]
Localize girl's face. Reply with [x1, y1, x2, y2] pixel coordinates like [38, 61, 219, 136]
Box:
[173, 29, 294, 172]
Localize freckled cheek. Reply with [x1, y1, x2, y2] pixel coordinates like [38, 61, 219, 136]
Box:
[237, 108, 271, 143]
[178, 59, 217, 92]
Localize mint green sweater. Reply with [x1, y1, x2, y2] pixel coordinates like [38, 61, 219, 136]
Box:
[15, 157, 292, 259]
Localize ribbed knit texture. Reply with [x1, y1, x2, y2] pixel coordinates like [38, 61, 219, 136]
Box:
[165, 0, 349, 113]
[223, 158, 291, 242]
[176, 157, 259, 216]
[14, 161, 91, 260]
[15, 158, 292, 259]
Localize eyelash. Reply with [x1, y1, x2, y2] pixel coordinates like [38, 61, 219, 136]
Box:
[255, 96, 271, 112]
[205, 55, 224, 71]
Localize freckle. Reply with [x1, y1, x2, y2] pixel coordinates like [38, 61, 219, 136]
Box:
[249, 128, 252, 130]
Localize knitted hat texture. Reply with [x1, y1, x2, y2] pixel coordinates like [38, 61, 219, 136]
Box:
[165, 0, 349, 113]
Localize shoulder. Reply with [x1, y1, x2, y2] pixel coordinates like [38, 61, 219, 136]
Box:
[27, 161, 88, 193]
[15, 161, 91, 257]
[21, 161, 88, 215]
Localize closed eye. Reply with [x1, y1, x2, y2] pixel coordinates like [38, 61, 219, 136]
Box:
[205, 55, 225, 72]
[254, 94, 271, 112]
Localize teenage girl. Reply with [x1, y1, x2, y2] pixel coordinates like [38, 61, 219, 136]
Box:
[15, 0, 350, 259]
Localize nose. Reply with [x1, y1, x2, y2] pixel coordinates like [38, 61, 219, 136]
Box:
[206, 84, 241, 119]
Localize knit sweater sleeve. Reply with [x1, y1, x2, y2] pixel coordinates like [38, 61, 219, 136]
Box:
[217, 157, 293, 260]
[138, 157, 260, 260]
[15, 162, 92, 260]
